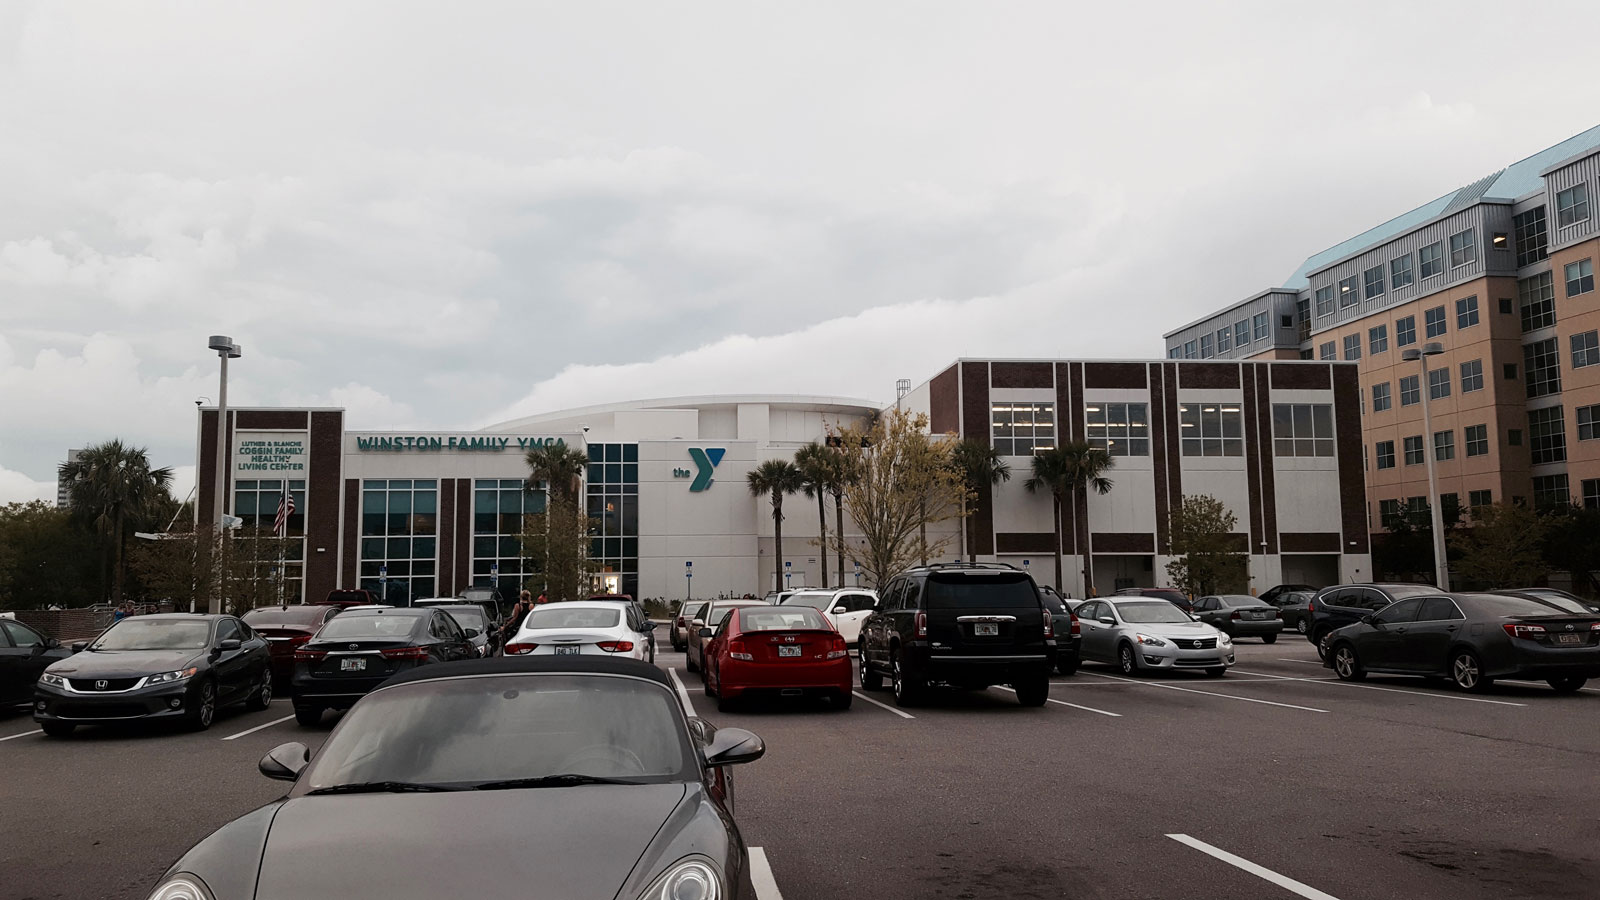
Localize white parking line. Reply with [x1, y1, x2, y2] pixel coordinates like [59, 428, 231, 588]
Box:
[1084, 672, 1328, 713]
[1277, 658, 1323, 665]
[220, 714, 296, 741]
[1167, 833, 1341, 900]
[1232, 669, 1527, 707]
[0, 728, 42, 742]
[993, 685, 1121, 717]
[1051, 678, 1292, 686]
[666, 668, 698, 717]
[748, 846, 785, 900]
[851, 691, 915, 719]
[1500, 678, 1600, 694]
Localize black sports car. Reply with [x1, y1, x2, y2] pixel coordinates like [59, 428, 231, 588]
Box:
[148, 657, 765, 900]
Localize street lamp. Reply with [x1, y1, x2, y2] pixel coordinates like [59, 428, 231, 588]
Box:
[208, 335, 241, 615]
[1402, 342, 1450, 591]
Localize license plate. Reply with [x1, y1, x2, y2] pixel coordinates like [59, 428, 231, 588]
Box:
[340, 658, 365, 671]
[778, 645, 802, 657]
[554, 645, 581, 655]
[975, 623, 999, 636]
[1556, 633, 1584, 645]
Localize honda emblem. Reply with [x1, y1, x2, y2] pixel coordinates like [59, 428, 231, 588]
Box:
[95, 680, 107, 690]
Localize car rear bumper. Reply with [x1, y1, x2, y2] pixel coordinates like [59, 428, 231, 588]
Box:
[720, 658, 852, 696]
[291, 666, 416, 708]
[909, 644, 1055, 683]
[1490, 643, 1600, 679]
[1224, 620, 1283, 637]
[33, 680, 200, 724]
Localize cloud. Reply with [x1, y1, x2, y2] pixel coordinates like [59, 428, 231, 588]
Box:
[0, 463, 55, 506]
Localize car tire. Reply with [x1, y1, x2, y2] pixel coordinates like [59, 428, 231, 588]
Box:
[1262, 634, 1277, 644]
[703, 671, 716, 698]
[1332, 643, 1366, 681]
[891, 653, 922, 708]
[184, 679, 217, 732]
[1295, 619, 1308, 635]
[1313, 630, 1331, 660]
[1205, 667, 1227, 678]
[294, 705, 323, 727]
[246, 671, 273, 711]
[1014, 677, 1049, 707]
[686, 652, 699, 674]
[1118, 643, 1140, 676]
[860, 652, 884, 691]
[1449, 649, 1492, 693]
[833, 690, 853, 711]
[716, 693, 737, 713]
[40, 721, 75, 737]
[1547, 676, 1587, 693]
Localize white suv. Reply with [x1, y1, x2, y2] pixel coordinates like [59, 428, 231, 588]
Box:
[779, 588, 879, 647]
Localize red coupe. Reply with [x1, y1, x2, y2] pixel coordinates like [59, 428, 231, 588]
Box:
[703, 605, 852, 712]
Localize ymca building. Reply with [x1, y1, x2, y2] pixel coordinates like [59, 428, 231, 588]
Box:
[194, 357, 1368, 605]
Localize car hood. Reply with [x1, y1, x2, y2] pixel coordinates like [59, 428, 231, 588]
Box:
[255, 783, 688, 900]
[46, 648, 205, 678]
[1119, 621, 1223, 640]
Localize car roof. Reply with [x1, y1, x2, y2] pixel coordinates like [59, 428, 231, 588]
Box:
[339, 606, 420, 615]
[527, 601, 631, 611]
[119, 613, 226, 622]
[380, 655, 671, 690]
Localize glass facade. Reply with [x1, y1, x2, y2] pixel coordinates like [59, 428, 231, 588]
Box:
[474, 478, 546, 599]
[359, 480, 438, 605]
[991, 403, 1057, 456]
[1084, 403, 1150, 456]
[587, 444, 640, 598]
[233, 479, 306, 603]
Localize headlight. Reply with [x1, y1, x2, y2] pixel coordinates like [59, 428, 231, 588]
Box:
[1134, 634, 1167, 647]
[1218, 632, 1233, 644]
[39, 673, 66, 687]
[639, 857, 722, 900]
[145, 667, 199, 685]
[147, 874, 215, 900]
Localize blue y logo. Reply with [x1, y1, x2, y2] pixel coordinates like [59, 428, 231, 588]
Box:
[688, 448, 725, 492]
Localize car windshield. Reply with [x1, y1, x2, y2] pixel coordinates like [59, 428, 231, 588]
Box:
[1114, 601, 1193, 624]
[91, 619, 212, 650]
[780, 593, 835, 610]
[300, 674, 694, 790]
[1138, 590, 1188, 603]
[706, 603, 762, 624]
[523, 607, 621, 629]
[682, 604, 707, 621]
[1220, 596, 1262, 607]
[1041, 596, 1067, 614]
[741, 608, 827, 631]
[925, 575, 1038, 608]
[317, 613, 423, 640]
[441, 607, 487, 630]
[242, 606, 328, 626]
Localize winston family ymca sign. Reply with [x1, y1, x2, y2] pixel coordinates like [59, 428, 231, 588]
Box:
[355, 435, 567, 452]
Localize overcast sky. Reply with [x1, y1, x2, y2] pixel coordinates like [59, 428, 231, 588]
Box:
[4, 0, 1599, 505]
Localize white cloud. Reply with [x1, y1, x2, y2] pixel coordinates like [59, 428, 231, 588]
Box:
[0, 464, 55, 506]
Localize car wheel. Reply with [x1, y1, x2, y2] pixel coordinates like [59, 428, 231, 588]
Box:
[1450, 649, 1492, 693]
[40, 721, 75, 737]
[1014, 677, 1049, 707]
[1205, 667, 1227, 678]
[716, 692, 737, 713]
[184, 680, 217, 732]
[833, 690, 853, 711]
[1314, 630, 1331, 660]
[246, 671, 273, 711]
[686, 651, 699, 674]
[1547, 676, 1587, 693]
[703, 670, 716, 698]
[1261, 634, 1277, 644]
[1118, 643, 1140, 676]
[891, 653, 922, 708]
[860, 651, 884, 691]
[1332, 644, 1365, 681]
[294, 705, 323, 727]
[1295, 619, 1308, 635]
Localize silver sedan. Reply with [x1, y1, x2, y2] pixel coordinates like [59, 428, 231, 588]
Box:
[1074, 597, 1236, 677]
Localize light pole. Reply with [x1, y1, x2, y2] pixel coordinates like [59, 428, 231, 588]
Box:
[208, 335, 241, 615]
[1402, 342, 1450, 591]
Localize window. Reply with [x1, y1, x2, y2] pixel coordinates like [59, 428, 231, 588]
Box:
[1183, 340, 1197, 359]
[1314, 286, 1334, 317]
[1168, 347, 1183, 360]
[1343, 334, 1362, 360]
[1216, 326, 1231, 353]
[1424, 305, 1448, 338]
[1514, 206, 1548, 266]
[1372, 381, 1392, 411]
[360, 479, 439, 605]
[1556, 184, 1590, 228]
[1469, 489, 1493, 510]
[1585, 480, 1600, 511]
[1567, 259, 1595, 297]
[1455, 296, 1479, 329]
[1499, 297, 1514, 314]
[1399, 374, 1420, 406]
[1319, 340, 1336, 360]
[1573, 331, 1600, 369]
[1448, 229, 1477, 268]
[1434, 430, 1455, 461]
[1532, 474, 1570, 510]
[585, 443, 642, 598]
[1396, 315, 1416, 347]
[1459, 359, 1483, 393]
[1235, 320, 1250, 347]
[1083, 403, 1150, 457]
[1578, 404, 1600, 441]
[991, 402, 1057, 455]
[1272, 404, 1335, 457]
[1375, 440, 1395, 469]
[1528, 406, 1566, 464]
[1403, 435, 1424, 465]
[1379, 498, 1401, 526]
[1419, 241, 1444, 278]
[1364, 265, 1385, 299]
[234, 479, 307, 603]
[1369, 324, 1388, 354]
[1519, 272, 1556, 331]
[1200, 333, 1214, 358]
[1505, 363, 1518, 380]
[1428, 367, 1451, 400]
[1253, 312, 1269, 340]
[1296, 298, 1311, 341]
[1509, 428, 1522, 446]
[1464, 424, 1489, 457]
[1524, 338, 1561, 398]
[1440, 494, 1462, 525]
[470, 477, 550, 601]
[1338, 276, 1360, 307]
[1390, 255, 1414, 289]
[1178, 403, 1244, 457]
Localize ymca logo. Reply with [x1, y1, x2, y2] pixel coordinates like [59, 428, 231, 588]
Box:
[681, 448, 725, 492]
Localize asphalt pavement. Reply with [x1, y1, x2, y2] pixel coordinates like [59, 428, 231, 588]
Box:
[4, 631, 1598, 900]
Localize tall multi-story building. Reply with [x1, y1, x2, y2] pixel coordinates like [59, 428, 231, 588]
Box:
[55, 448, 82, 508]
[1164, 125, 1600, 538]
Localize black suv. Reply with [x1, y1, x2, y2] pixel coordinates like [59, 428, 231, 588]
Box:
[1305, 582, 1440, 658]
[859, 563, 1056, 707]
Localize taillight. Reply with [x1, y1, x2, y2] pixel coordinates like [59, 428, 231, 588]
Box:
[826, 635, 848, 659]
[1043, 612, 1053, 639]
[916, 611, 927, 638]
[676, 617, 686, 627]
[1502, 623, 1546, 640]
[504, 642, 537, 655]
[380, 646, 430, 660]
[293, 647, 326, 661]
[596, 641, 634, 653]
[1307, 599, 1315, 612]
[728, 639, 752, 661]
[1069, 613, 1081, 637]
[1230, 610, 1242, 620]
[290, 634, 312, 645]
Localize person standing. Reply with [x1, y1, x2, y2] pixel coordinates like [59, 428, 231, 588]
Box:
[535, 590, 549, 605]
[500, 591, 534, 651]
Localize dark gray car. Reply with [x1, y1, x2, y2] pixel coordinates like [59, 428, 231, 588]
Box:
[1272, 591, 1315, 635]
[1191, 595, 1284, 643]
[150, 657, 766, 899]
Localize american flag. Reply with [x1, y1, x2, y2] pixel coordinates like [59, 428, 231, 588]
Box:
[273, 492, 295, 537]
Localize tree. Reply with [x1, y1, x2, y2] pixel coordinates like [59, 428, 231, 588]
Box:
[59, 440, 175, 603]
[0, 501, 103, 609]
[1372, 499, 1439, 582]
[128, 523, 292, 612]
[793, 442, 834, 587]
[748, 459, 805, 593]
[1539, 504, 1600, 595]
[951, 440, 1011, 563]
[524, 441, 588, 504]
[1165, 494, 1248, 596]
[825, 439, 858, 586]
[820, 409, 969, 589]
[1449, 502, 1547, 589]
[1024, 443, 1113, 594]
[518, 496, 597, 602]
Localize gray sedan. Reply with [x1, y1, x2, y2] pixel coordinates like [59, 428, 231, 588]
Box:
[1192, 595, 1284, 643]
[1074, 598, 1235, 677]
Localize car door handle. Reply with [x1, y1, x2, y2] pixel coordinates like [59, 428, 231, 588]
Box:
[1446, 626, 1458, 631]
[1395, 627, 1407, 633]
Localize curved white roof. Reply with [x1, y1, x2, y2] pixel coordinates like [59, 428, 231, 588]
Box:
[482, 394, 882, 434]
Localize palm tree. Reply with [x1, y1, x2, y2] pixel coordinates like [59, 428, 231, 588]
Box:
[827, 443, 857, 585]
[59, 440, 175, 603]
[1025, 442, 1114, 594]
[524, 442, 589, 504]
[793, 443, 833, 587]
[747, 459, 804, 593]
[952, 440, 1012, 562]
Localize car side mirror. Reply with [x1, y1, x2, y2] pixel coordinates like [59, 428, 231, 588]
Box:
[44, 637, 62, 649]
[259, 742, 310, 781]
[218, 639, 242, 652]
[691, 619, 704, 628]
[703, 727, 765, 767]
[1097, 617, 1115, 626]
[1361, 614, 1376, 626]
[464, 628, 480, 637]
[71, 641, 88, 653]
[698, 627, 713, 638]
[831, 606, 848, 615]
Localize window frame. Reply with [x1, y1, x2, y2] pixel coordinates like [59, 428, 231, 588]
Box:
[1363, 265, 1386, 299]
[1271, 403, 1336, 458]
[1556, 184, 1590, 228]
[1369, 324, 1388, 354]
[1464, 424, 1489, 457]
[1455, 295, 1479, 330]
[1083, 402, 1150, 458]
[1566, 258, 1594, 298]
[1419, 241, 1444, 278]
[1459, 359, 1483, 394]
[1424, 305, 1448, 339]
[990, 402, 1058, 457]
[1390, 254, 1414, 290]
[1371, 381, 1392, 412]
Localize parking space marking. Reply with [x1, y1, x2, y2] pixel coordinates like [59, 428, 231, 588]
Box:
[993, 686, 1121, 717]
[1232, 669, 1528, 707]
[1051, 678, 1290, 686]
[1084, 672, 1328, 713]
[1167, 834, 1341, 900]
[1277, 659, 1323, 665]
[1500, 678, 1600, 694]
[851, 691, 915, 719]
[666, 668, 698, 717]
[0, 728, 42, 742]
[749, 846, 785, 900]
[220, 714, 296, 741]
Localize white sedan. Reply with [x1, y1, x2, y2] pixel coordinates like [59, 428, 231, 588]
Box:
[779, 588, 879, 647]
[503, 601, 654, 662]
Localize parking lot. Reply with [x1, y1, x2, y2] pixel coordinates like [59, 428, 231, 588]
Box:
[4, 630, 1598, 900]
